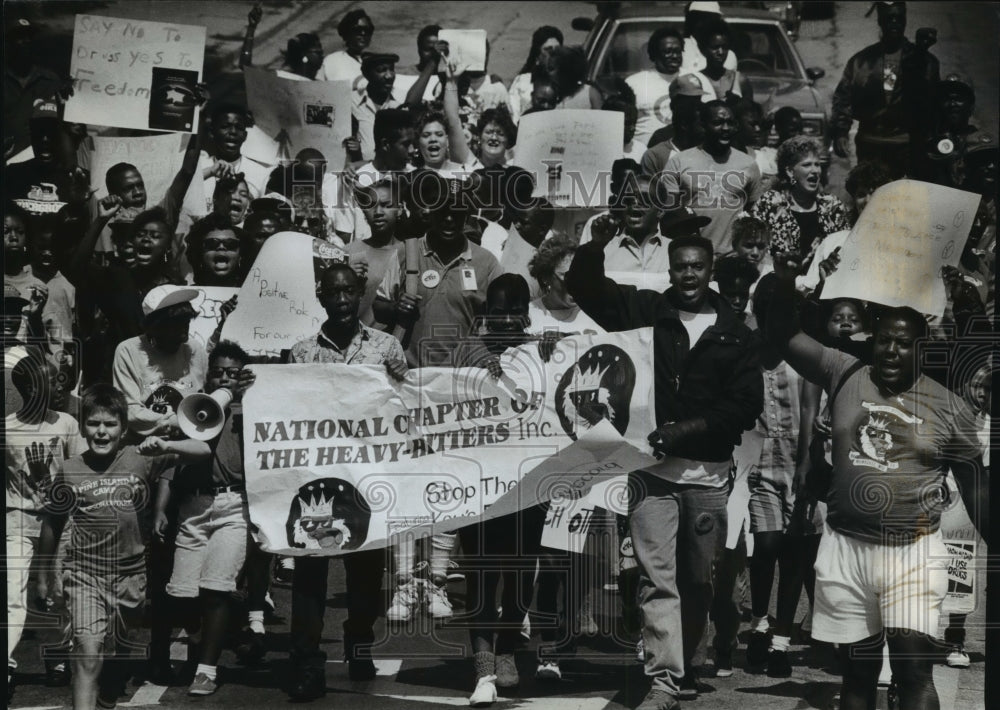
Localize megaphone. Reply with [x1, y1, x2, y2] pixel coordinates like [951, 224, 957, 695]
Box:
[178, 388, 233, 441]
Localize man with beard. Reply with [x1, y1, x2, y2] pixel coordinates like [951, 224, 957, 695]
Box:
[111, 286, 208, 439]
[284, 262, 406, 701]
[565, 230, 762, 709]
[659, 100, 761, 255]
[831, 1, 939, 174]
[765, 256, 987, 710]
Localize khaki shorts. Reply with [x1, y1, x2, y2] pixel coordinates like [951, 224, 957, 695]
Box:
[811, 524, 948, 644]
[65, 567, 145, 642]
[167, 491, 249, 598]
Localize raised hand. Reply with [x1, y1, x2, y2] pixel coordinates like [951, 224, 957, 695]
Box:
[98, 194, 123, 220]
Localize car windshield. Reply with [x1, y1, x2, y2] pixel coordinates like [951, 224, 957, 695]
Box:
[598, 20, 800, 80]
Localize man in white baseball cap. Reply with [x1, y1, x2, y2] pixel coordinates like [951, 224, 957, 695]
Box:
[680, 1, 738, 75]
[112, 285, 207, 438]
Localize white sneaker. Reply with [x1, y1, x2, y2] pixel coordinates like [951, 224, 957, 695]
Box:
[535, 661, 561, 681]
[386, 579, 421, 623]
[426, 581, 453, 620]
[469, 675, 497, 706]
[636, 637, 645, 663]
[946, 647, 971, 668]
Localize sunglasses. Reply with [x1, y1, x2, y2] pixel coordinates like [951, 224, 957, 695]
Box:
[208, 366, 243, 379]
[204, 238, 241, 251]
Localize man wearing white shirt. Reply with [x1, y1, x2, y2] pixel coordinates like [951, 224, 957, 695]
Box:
[679, 1, 738, 75]
[352, 52, 408, 162]
[317, 9, 372, 91]
[626, 28, 684, 146]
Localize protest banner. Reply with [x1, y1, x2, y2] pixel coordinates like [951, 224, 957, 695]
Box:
[158, 285, 238, 349]
[65, 15, 205, 131]
[241, 330, 657, 556]
[438, 29, 488, 72]
[513, 110, 623, 208]
[820, 179, 981, 316]
[220, 231, 348, 359]
[243, 67, 351, 166]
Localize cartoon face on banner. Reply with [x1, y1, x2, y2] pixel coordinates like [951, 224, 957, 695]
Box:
[145, 383, 184, 416]
[554, 345, 636, 440]
[285, 476, 372, 551]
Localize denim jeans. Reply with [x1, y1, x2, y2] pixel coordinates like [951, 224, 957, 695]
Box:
[628, 474, 728, 695]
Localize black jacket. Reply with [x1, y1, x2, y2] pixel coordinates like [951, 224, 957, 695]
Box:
[566, 242, 763, 462]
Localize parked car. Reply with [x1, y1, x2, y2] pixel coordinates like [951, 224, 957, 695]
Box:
[573, 3, 830, 147]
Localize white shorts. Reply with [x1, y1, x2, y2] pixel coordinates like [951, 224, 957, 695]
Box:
[811, 524, 948, 644]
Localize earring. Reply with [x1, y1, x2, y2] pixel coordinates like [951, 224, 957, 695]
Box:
[789, 177, 797, 185]
[302, 56, 309, 63]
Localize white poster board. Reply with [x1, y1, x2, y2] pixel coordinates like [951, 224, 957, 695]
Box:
[158, 285, 238, 350]
[820, 180, 981, 316]
[220, 231, 346, 359]
[513, 110, 623, 208]
[66, 14, 205, 131]
[243, 67, 351, 167]
[438, 29, 488, 73]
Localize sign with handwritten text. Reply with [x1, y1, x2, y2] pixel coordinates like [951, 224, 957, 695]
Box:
[65, 14, 205, 131]
[243, 67, 351, 166]
[221, 232, 347, 359]
[821, 180, 981, 316]
[513, 110, 623, 208]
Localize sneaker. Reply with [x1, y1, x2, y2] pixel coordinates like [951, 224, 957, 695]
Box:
[386, 579, 421, 623]
[274, 557, 295, 585]
[348, 658, 377, 681]
[535, 660, 561, 681]
[636, 637, 645, 663]
[188, 672, 218, 696]
[635, 688, 680, 710]
[746, 631, 770, 667]
[766, 649, 792, 678]
[447, 559, 465, 582]
[288, 666, 326, 702]
[235, 628, 266, 665]
[494, 653, 519, 688]
[469, 674, 497, 707]
[678, 669, 700, 700]
[946, 646, 971, 668]
[96, 693, 117, 710]
[425, 581, 453, 621]
[715, 649, 734, 678]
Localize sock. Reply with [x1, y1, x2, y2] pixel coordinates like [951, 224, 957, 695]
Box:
[770, 635, 790, 652]
[280, 557, 295, 570]
[248, 610, 265, 634]
[195, 664, 216, 680]
[429, 533, 455, 584]
[750, 616, 770, 634]
[394, 538, 416, 580]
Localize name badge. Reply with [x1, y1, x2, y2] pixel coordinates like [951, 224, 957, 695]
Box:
[461, 267, 478, 291]
[421, 270, 441, 288]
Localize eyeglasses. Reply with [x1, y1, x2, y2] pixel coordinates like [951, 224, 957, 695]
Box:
[481, 128, 507, 138]
[208, 367, 243, 379]
[204, 238, 241, 251]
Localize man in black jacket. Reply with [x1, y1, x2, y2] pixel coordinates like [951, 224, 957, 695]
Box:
[565, 208, 762, 710]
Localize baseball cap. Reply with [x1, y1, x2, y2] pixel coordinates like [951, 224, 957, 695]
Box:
[965, 130, 997, 157]
[937, 73, 975, 102]
[31, 97, 61, 123]
[360, 51, 399, 72]
[142, 286, 199, 318]
[7, 17, 39, 38]
[670, 74, 707, 99]
[659, 205, 711, 238]
[3, 283, 30, 315]
[688, 2, 723, 15]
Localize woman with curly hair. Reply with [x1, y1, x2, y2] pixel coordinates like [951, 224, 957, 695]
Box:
[526, 234, 603, 335]
[750, 136, 850, 264]
[507, 26, 563, 122]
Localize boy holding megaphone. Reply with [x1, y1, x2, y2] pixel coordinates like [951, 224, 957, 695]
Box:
[152, 341, 256, 696]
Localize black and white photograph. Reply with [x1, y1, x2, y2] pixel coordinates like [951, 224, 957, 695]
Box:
[4, 2, 996, 710]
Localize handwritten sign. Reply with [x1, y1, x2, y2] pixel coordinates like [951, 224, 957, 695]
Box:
[158, 285, 237, 349]
[438, 29, 488, 73]
[220, 232, 347, 359]
[243, 67, 351, 167]
[821, 180, 981, 316]
[66, 15, 206, 131]
[513, 110, 623, 208]
[942, 538, 977, 614]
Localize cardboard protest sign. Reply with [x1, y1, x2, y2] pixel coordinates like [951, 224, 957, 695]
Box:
[158, 285, 238, 350]
[220, 232, 347, 359]
[243, 67, 351, 166]
[820, 180, 981, 316]
[942, 538, 977, 614]
[66, 15, 205, 131]
[438, 29, 488, 72]
[513, 110, 623, 208]
[241, 330, 657, 555]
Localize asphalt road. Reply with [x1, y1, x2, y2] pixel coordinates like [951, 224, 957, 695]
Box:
[7, 2, 996, 709]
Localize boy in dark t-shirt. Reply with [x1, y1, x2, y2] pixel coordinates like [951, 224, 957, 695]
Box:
[38, 384, 208, 710]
